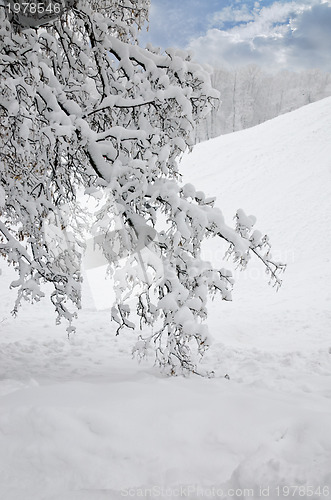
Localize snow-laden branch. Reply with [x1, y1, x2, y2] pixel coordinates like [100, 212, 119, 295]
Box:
[0, 0, 285, 374]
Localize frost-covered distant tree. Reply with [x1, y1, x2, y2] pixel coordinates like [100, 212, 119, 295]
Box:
[196, 65, 331, 142]
[0, 0, 285, 374]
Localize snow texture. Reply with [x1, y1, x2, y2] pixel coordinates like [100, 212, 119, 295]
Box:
[1, 98, 331, 499]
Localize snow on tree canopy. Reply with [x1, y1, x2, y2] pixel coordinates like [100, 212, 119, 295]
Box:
[0, 0, 285, 374]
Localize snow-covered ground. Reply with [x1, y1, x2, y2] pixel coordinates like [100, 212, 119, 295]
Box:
[1, 98, 331, 499]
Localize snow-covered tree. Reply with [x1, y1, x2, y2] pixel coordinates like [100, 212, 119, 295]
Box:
[0, 0, 285, 374]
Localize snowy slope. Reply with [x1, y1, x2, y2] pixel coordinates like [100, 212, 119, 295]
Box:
[1, 99, 331, 499]
[181, 96, 331, 351]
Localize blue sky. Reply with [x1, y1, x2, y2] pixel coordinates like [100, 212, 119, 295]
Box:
[139, 0, 331, 71]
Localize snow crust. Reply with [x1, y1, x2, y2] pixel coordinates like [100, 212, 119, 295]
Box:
[1, 98, 331, 499]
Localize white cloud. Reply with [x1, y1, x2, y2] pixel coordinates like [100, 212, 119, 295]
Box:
[211, 5, 255, 27]
[188, 1, 331, 71]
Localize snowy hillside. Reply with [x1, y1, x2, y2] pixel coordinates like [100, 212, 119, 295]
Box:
[195, 67, 331, 142]
[181, 96, 331, 354]
[1, 98, 331, 499]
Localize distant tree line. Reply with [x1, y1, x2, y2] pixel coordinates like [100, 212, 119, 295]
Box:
[196, 65, 331, 142]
